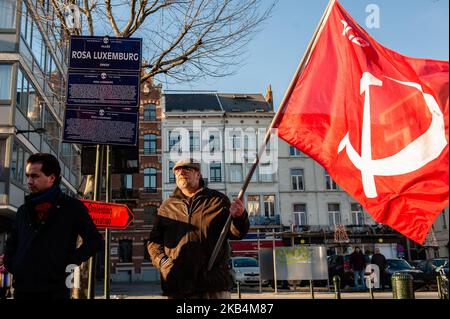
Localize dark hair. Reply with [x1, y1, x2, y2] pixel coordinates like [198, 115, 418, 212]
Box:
[27, 153, 61, 186]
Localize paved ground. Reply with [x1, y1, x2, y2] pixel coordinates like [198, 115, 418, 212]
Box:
[94, 282, 441, 299]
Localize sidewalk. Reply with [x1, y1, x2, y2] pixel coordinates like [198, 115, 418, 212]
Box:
[94, 282, 441, 299]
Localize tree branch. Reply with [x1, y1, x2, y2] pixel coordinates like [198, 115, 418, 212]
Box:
[105, 0, 121, 36]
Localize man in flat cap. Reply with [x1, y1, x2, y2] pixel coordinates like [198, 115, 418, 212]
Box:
[148, 158, 249, 299]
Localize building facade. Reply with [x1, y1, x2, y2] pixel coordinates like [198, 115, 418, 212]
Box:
[0, 0, 81, 252]
[161, 92, 283, 231]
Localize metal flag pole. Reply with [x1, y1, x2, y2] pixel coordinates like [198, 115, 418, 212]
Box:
[104, 145, 112, 299]
[258, 229, 262, 294]
[207, 0, 337, 272]
[272, 229, 278, 294]
[87, 144, 104, 299]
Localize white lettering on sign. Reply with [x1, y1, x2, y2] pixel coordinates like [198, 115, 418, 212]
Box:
[71, 51, 139, 61]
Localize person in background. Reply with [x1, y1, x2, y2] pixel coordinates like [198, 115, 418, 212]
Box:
[4, 153, 103, 299]
[371, 247, 387, 290]
[0, 254, 13, 299]
[350, 246, 367, 291]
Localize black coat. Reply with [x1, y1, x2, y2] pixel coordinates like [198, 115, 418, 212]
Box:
[148, 186, 249, 297]
[4, 192, 103, 293]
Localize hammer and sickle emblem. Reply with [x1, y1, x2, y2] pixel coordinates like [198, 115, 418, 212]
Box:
[338, 72, 447, 198]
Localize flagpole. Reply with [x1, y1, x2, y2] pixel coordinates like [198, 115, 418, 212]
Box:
[207, 0, 337, 271]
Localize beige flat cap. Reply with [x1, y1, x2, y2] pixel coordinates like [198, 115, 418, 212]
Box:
[172, 158, 201, 172]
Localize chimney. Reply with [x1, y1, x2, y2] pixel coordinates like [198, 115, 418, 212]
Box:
[265, 84, 273, 110]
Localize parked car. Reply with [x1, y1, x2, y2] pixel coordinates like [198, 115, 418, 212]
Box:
[385, 259, 425, 289]
[230, 256, 265, 287]
[416, 258, 449, 284]
[327, 254, 353, 288]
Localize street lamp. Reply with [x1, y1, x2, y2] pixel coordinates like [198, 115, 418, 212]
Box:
[15, 127, 47, 135]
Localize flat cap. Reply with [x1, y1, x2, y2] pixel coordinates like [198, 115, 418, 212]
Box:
[172, 158, 201, 172]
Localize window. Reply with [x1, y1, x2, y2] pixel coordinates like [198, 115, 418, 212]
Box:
[143, 104, 156, 121]
[17, 147, 24, 185]
[259, 163, 274, 182]
[325, 172, 338, 190]
[121, 174, 133, 189]
[10, 142, 17, 180]
[291, 169, 304, 191]
[293, 204, 307, 226]
[0, 0, 16, 28]
[245, 162, 258, 182]
[0, 65, 12, 100]
[247, 195, 260, 216]
[231, 134, 240, 150]
[328, 203, 341, 226]
[168, 161, 175, 183]
[229, 164, 243, 182]
[118, 240, 132, 263]
[208, 132, 220, 152]
[263, 195, 275, 217]
[351, 203, 364, 225]
[44, 107, 60, 152]
[210, 163, 221, 182]
[143, 240, 151, 262]
[169, 130, 181, 151]
[143, 206, 157, 224]
[189, 131, 200, 151]
[19, 71, 29, 114]
[144, 168, 157, 192]
[289, 146, 302, 157]
[144, 134, 157, 154]
[244, 134, 256, 152]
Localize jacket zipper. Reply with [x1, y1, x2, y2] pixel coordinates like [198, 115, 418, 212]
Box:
[187, 200, 192, 243]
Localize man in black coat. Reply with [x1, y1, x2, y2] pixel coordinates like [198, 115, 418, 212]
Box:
[371, 248, 387, 290]
[350, 246, 367, 291]
[4, 153, 103, 299]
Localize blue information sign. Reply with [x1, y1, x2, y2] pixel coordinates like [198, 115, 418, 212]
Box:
[67, 71, 140, 108]
[69, 36, 142, 71]
[63, 108, 138, 146]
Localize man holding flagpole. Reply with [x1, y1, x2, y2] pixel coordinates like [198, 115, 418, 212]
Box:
[148, 158, 249, 299]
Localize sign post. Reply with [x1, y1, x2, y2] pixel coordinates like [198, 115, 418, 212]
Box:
[64, 35, 142, 299]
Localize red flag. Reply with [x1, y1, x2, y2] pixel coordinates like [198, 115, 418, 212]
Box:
[274, 1, 449, 244]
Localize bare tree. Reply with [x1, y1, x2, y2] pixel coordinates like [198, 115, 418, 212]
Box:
[48, 0, 276, 84]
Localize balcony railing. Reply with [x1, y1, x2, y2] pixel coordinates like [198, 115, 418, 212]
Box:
[249, 215, 281, 226]
[143, 187, 158, 194]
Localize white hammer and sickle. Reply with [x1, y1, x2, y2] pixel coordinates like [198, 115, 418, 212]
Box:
[338, 72, 447, 198]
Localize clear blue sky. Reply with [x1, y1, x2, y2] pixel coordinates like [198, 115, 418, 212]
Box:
[164, 0, 449, 110]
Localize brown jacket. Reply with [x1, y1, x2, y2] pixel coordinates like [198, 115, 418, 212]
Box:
[147, 185, 249, 297]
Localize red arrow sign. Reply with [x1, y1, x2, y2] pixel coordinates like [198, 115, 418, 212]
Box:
[82, 200, 134, 229]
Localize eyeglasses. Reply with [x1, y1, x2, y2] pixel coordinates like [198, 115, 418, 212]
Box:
[174, 166, 197, 174]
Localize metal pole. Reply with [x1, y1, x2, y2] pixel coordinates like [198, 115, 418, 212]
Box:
[87, 144, 104, 299]
[206, 0, 338, 272]
[237, 282, 241, 299]
[258, 229, 262, 294]
[273, 229, 277, 294]
[368, 274, 374, 299]
[104, 145, 112, 299]
[310, 280, 315, 299]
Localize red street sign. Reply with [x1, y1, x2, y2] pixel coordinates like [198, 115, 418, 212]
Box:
[82, 200, 134, 229]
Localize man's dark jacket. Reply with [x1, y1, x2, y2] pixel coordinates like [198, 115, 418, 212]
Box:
[148, 184, 249, 297]
[350, 251, 366, 271]
[4, 189, 103, 293]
